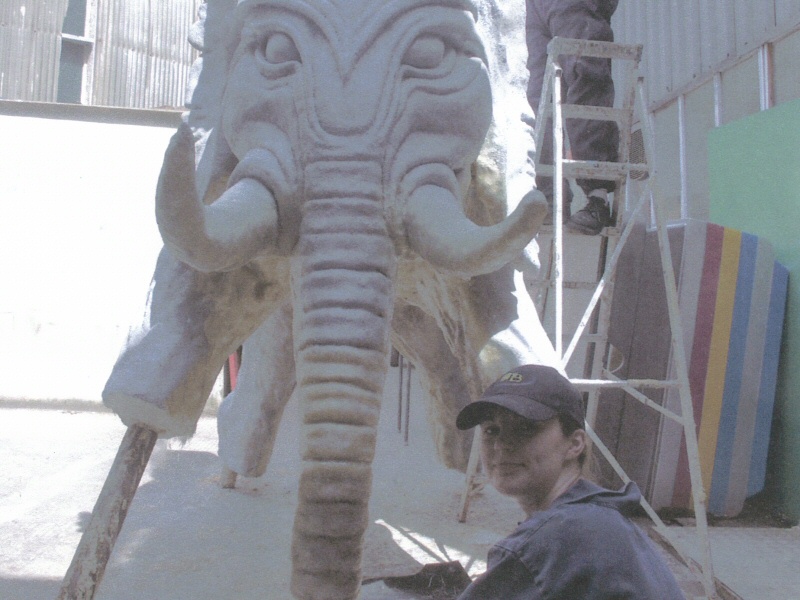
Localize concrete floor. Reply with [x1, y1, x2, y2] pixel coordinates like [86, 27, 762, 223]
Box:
[1, 367, 797, 599]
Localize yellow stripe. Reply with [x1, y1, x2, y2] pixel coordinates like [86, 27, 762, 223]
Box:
[698, 228, 741, 490]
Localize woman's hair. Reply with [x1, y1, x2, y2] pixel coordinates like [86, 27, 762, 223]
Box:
[557, 414, 597, 480]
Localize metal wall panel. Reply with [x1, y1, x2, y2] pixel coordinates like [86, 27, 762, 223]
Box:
[683, 81, 716, 220]
[721, 54, 762, 124]
[613, 0, 799, 107]
[774, 29, 800, 106]
[733, 0, 776, 54]
[91, 0, 198, 108]
[698, 0, 736, 71]
[0, 0, 197, 107]
[777, 0, 800, 24]
[0, 0, 68, 102]
[644, 2, 674, 99]
[670, 0, 703, 86]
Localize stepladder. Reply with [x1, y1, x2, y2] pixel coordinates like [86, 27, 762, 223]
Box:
[458, 37, 722, 599]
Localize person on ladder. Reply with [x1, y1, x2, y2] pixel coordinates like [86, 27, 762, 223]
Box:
[526, 0, 619, 235]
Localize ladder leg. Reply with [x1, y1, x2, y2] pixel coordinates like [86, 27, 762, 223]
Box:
[458, 428, 482, 523]
[638, 78, 717, 599]
[58, 424, 158, 600]
[553, 64, 565, 359]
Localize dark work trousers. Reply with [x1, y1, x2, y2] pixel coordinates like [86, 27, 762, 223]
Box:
[526, 0, 620, 204]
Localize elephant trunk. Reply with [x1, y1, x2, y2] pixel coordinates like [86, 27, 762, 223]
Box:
[290, 160, 395, 600]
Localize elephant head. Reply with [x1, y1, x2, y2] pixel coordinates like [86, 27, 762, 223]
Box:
[112, 1, 547, 598]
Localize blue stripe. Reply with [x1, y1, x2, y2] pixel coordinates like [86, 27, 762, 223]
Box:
[709, 232, 758, 514]
[748, 262, 789, 495]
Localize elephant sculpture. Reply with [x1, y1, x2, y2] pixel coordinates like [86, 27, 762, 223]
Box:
[102, 0, 558, 598]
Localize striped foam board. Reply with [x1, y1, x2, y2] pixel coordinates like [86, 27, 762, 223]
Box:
[608, 219, 788, 516]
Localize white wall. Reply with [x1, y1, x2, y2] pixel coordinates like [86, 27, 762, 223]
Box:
[0, 112, 172, 404]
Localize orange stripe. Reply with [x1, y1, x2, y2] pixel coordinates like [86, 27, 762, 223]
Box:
[697, 228, 741, 489]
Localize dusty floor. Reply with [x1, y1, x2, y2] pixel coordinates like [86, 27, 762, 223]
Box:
[1, 367, 798, 599]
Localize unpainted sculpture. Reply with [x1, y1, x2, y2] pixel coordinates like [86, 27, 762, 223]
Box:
[102, 0, 558, 598]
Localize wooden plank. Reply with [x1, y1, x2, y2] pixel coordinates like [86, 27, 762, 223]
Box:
[57, 425, 158, 600]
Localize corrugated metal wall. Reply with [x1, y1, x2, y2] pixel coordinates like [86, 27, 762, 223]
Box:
[93, 0, 199, 108]
[0, 0, 199, 108]
[0, 0, 68, 102]
[614, 0, 800, 108]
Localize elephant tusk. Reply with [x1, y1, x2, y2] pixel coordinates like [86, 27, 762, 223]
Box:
[404, 184, 548, 278]
[155, 122, 279, 272]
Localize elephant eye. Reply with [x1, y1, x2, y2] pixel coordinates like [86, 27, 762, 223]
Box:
[402, 35, 446, 69]
[262, 32, 300, 64]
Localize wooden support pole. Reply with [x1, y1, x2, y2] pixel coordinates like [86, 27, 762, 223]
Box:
[57, 424, 158, 600]
[220, 466, 238, 489]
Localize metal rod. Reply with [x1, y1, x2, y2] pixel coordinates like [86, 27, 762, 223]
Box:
[397, 353, 404, 433]
[403, 361, 412, 445]
[598, 373, 685, 424]
[57, 424, 158, 600]
[570, 377, 681, 389]
[458, 428, 482, 523]
[553, 64, 564, 359]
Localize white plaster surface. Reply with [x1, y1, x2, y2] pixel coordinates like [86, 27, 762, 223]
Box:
[0, 115, 167, 403]
[1, 366, 796, 600]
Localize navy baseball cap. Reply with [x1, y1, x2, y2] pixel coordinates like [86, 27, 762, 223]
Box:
[456, 364, 584, 430]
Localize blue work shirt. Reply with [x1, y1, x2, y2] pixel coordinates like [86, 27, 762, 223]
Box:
[458, 479, 685, 599]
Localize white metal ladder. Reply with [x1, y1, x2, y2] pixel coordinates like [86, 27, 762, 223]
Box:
[459, 37, 721, 599]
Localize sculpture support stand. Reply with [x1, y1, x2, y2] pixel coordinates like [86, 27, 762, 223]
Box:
[57, 425, 158, 600]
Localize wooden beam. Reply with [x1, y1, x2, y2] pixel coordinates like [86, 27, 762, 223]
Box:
[57, 425, 158, 600]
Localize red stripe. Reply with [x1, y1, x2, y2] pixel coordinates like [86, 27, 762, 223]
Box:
[672, 223, 724, 508]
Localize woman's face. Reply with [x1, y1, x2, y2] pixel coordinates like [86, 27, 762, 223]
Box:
[479, 408, 579, 510]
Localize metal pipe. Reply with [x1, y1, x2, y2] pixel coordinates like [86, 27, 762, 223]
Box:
[758, 43, 774, 111]
[552, 64, 564, 359]
[403, 362, 412, 446]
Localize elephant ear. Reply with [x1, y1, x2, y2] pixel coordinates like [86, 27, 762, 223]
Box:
[184, 0, 239, 204]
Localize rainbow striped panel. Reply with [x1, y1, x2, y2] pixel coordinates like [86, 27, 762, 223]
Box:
[650, 222, 787, 516]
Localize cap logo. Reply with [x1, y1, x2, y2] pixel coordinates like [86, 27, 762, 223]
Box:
[500, 372, 524, 383]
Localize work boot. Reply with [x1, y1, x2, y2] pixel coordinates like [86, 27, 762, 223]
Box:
[567, 191, 613, 235]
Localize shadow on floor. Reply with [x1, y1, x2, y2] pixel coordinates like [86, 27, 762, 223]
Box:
[0, 576, 61, 600]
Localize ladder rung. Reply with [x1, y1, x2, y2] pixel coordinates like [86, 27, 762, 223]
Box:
[547, 37, 643, 62]
[528, 280, 610, 291]
[559, 104, 632, 123]
[569, 378, 681, 390]
[537, 159, 649, 181]
[537, 225, 621, 237]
